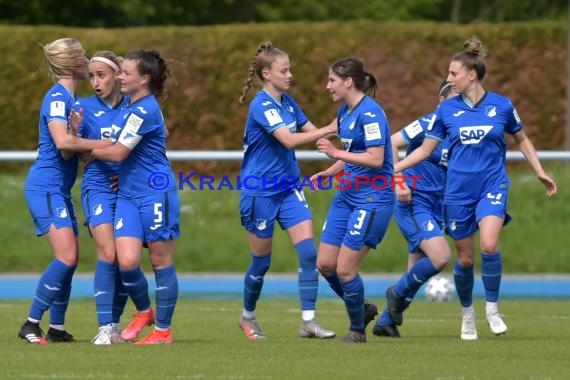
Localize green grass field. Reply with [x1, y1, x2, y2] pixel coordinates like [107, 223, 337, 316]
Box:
[1, 161, 569, 274]
[2, 299, 569, 379]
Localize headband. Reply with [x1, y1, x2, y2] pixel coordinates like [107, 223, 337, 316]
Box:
[90, 56, 120, 72]
[439, 82, 453, 97]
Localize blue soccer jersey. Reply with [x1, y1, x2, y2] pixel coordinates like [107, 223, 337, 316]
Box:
[114, 94, 176, 198]
[400, 112, 447, 196]
[426, 92, 522, 204]
[25, 83, 79, 194]
[335, 96, 394, 204]
[240, 90, 309, 196]
[76, 95, 129, 193]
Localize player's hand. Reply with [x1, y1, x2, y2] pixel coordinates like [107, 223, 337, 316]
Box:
[68, 108, 83, 135]
[316, 138, 338, 158]
[395, 181, 412, 203]
[538, 173, 557, 197]
[309, 171, 329, 192]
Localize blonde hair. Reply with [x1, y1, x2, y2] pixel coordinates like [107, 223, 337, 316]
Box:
[238, 42, 288, 103]
[42, 38, 88, 80]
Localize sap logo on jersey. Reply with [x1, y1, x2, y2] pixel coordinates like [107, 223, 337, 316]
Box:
[459, 125, 493, 144]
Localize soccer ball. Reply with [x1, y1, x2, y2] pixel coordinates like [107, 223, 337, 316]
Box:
[424, 275, 455, 302]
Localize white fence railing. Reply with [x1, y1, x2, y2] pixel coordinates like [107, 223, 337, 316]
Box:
[1, 150, 569, 162]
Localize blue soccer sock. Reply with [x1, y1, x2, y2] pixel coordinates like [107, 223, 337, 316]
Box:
[378, 297, 413, 326]
[323, 272, 344, 299]
[453, 261, 474, 307]
[154, 265, 178, 329]
[49, 263, 76, 327]
[112, 264, 128, 323]
[481, 252, 502, 302]
[243, 253, 271, 312]
[341, 274, 365, 332]
[120, 267, 151, 312]
[295, 239, 319, 312]
[393, 257, 439, 299]
[28, 259, 73, 321]
[93, 260, 117, 326]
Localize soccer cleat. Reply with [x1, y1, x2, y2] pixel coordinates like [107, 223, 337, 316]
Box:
[341, 330, 367, 343]
[372, 323, 401, 338]
[46, 328, 75, 342]
[299, 319, 336, 339]
[239, 315, 266, 340]
[92, 324, 127, 345]
[363, 301, 378, 329]
[486, 309, 508, 335]
[461, 310, 478, 341]
[386, 286, 405, 326]
[134, 329, 173, 345]
[121, 309, 155, 342]
[18, 320, 48, 345]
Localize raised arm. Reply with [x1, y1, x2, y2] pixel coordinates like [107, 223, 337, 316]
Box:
[272, 122, 337, 149]
[394, 137, 439, 173]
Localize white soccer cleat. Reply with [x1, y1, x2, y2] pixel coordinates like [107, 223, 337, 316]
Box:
[92, 324, 127, 345]
[486, 307, 508, 335]
[461, 310, 478, 341]
[299, 319, 336, 339]
[92, 324, 114, 345]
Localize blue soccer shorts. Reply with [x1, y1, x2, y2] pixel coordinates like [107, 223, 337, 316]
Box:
[320, 194, 393, 251]
[81, 189, 117, 228]
[25, 190, 79, 237]
[114, 190, 180, 243]
[239, 188, 312, 239]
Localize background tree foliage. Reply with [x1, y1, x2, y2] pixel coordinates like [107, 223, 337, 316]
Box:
[0, 0, 566, 27]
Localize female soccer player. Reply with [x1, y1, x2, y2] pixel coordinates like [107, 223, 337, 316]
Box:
[374, 80, 456, 338]
[75, 51, 130, 344]
[394, 37, 557, 340]
[91, 49, 180, 345]
[19, 38, 111, 344]
[237, 42, 337, 340]
[311, 57, 395, 343]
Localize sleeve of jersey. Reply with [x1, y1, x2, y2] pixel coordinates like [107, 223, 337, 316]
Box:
[252, 105, 286, 134]
[505, 99, 523, 134]
[117, 112, 144, 150]
[425, 108, 445, 142]
[43, 94, 69, 124]
[362, 113, 387, 148]
[401, 118, 426, 145]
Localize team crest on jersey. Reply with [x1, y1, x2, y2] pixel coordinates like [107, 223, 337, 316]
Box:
[485, 106, 497, 118]
[459, 125, 493, 144]
[348, 120, 356, 130]
[340, 137, 353, 151]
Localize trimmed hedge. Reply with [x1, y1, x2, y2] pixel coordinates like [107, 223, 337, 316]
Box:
[0, 21, 566, 172]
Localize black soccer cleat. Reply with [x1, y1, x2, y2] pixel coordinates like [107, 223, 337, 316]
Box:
[46, 328, 75, 343]
[363, 301, 378, 329]
[372, 323, 401, 338]
[18, 320, 48, 344]
[386, 286, 405, 326]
